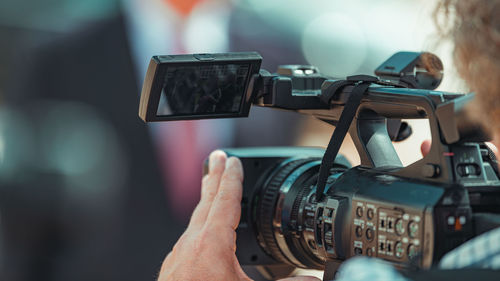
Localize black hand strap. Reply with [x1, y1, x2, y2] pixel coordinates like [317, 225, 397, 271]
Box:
[319, 80, 353, 104]
[315, 77, 375, 201]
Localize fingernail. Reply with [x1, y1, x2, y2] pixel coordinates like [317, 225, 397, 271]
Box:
[226, 157, 243, 175]
[209, 150, 225, 169]
[225, 156, 236, 169]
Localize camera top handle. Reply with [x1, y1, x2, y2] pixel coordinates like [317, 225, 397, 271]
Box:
[325, 84, 474, 184]
[249, 52, 492, 200]
[316, 75, 461, 200]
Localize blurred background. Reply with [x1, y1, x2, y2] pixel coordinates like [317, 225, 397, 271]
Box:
[0, 0, 466, 280]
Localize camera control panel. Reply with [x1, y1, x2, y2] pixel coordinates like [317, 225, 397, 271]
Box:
[348, 200, 429, 266]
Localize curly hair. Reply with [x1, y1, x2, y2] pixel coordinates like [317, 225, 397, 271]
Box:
[435, 0, 500, 131]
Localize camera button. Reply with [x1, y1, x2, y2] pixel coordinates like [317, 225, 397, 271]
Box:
[355, 226, 363, 238]
[395, 219, 405, 235]
[408, 221, 419, 238]
[408, 244, 418, 258]
[395, 242, 404, 258]
[354, 247, 363, 256]
[367, 247, 374, 257]
[356, 206, 363, 218]
[367, 208, 375, 220]
[194, 54, 215, 61]
[366, 228, 374, 241]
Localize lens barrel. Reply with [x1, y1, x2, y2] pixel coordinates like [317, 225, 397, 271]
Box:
[255, 158, 328, 269]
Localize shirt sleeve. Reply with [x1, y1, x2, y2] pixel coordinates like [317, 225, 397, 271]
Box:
[335, 257, 410, 281]
[439, 227, 500, 269]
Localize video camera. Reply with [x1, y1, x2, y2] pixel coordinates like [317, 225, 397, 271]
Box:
[138, 52, 500, 280]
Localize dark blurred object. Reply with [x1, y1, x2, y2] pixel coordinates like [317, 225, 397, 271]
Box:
[0, 0, 118, 32]
[0, 26, 59, 100]
[1, 14, 184, 281]
[0, 4, 303, 281]
[228, 7, 308, 73]
[0, 0, 119, 100]
[386, 119, 413, 142]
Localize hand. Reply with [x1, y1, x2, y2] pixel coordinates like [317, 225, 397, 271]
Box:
[158, 150, 248, 281]
[420, 139, 432, 157]
[158, 150, 320, 281]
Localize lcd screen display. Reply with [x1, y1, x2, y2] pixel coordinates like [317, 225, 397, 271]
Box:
[156, 63, 251, 116]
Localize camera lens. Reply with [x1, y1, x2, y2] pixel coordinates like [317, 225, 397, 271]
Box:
[253, 157, 348, 269]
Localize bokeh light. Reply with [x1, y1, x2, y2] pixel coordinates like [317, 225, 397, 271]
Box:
[301, 13, 367, 77]
[183, 1, 230, 53]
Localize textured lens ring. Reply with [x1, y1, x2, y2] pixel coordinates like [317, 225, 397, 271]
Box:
[257, 159, 311, 264]
[290, 182, 314, 229]
[283, 169, 326, 269]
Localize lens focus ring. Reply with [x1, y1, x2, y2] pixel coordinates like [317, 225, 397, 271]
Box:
[257, 159, 310, 264]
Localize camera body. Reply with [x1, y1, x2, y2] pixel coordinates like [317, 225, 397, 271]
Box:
[139, 51, 500, 280]
[225, 145, 491, 272]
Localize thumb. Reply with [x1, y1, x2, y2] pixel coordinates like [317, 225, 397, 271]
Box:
[420, 139, 431, 157]
[278, 277, 321, 281]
